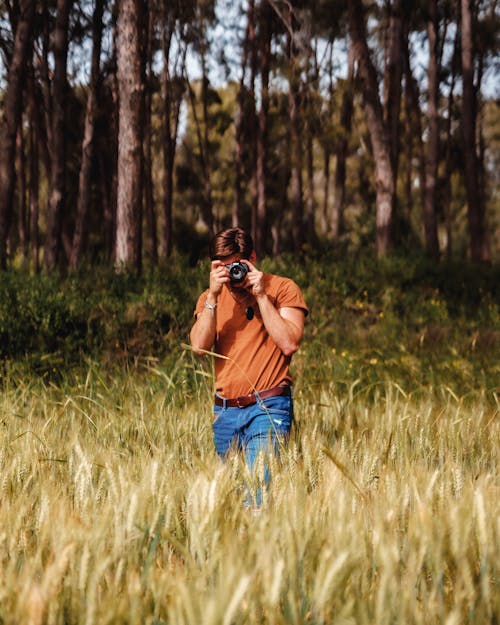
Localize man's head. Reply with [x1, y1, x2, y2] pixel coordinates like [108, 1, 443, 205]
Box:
[210, 227, 254, 262]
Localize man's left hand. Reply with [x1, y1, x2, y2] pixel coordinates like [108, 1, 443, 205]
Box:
[243, 260, 265, 297]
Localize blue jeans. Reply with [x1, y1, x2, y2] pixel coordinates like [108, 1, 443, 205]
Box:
[212, 392, 293, 506]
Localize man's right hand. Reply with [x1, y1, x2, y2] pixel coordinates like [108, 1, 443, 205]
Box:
[209, 260, 230, 298]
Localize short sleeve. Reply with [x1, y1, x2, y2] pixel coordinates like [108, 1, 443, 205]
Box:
[275, 278, 308, 316]
[194, 290, 210, 318]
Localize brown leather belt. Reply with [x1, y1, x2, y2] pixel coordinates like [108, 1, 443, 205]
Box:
[214, 385, 291, 408]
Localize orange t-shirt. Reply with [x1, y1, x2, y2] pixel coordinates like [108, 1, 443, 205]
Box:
[194, 273, 308, 398]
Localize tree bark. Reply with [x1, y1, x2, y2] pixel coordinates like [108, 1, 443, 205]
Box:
[287, 9, 303, 254]
[422, 0, 440, 259]
[234, 0, 254, 228]
[320, 42, 334, 237]
[248, 1, 258, 247]
[160, 17, 174, 259]
[443, 59, 457, 260]
[332, 43, 355, 240]
[185, 70, 214, 236]
[348, 0, 395, 257]
[304, 39, 320, 246]
[26, 71, 41, 272]
[255, 0, 271, 256]
[0, 0, 34, 268]
[29, 119, 40, 273]
[16, 123, 28, 265]
[200, 50, 216, 232]
[40, 0, 53, 165]
[44, 0, 72, 270]
[143, 2, 158, 264]
[461, 0, 489, 262]
[70, 0, 104, 269]
[403, 33, 426, 227]
[383, 0, 404, 183]
[161, 11, 186, 259]
[115, 0, 145, 271]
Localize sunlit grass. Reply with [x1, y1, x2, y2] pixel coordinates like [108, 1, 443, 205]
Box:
[0, 355, 498, 625]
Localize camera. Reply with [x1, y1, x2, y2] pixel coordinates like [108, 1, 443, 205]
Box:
[226, 261, 249, 283]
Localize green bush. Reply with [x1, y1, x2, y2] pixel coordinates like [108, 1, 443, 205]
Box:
[0, 251, 498, 393]
[0, 260, 205, 370]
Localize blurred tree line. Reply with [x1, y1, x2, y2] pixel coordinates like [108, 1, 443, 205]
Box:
[0, 0, 498, 273]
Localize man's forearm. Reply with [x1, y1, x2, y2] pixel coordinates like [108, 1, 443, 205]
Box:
[190, 293, 218, 354]
[255, 294, 302, 357]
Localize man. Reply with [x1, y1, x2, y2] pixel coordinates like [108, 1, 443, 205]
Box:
[190, 227, 308, 506]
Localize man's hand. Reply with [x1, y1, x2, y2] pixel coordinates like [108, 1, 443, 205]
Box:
[209, 260, 230, 299]
[242, 260, 265, 297]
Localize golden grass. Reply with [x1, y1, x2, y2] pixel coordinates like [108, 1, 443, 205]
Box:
[0, 369, 498, 624]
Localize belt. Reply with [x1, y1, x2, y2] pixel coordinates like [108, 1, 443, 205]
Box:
[214, 385, 291, 408]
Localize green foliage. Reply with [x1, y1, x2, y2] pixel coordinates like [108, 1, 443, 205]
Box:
[262, 250, 500, 397]
[0, 260, 204, 374]
[0, 252, 498, 395]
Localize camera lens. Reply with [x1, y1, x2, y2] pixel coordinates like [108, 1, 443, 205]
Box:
[227, 262, 248, 283]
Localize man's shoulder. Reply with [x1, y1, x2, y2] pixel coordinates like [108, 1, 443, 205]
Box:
[265, 273, 307, 312]
[265, 272, 302, 291]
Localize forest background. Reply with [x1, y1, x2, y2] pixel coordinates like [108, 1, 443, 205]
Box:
[0, 0, 499, 371]
[0, 0, 499, 273]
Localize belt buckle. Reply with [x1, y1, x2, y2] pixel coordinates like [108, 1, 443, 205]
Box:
[237, 393, 254, 408]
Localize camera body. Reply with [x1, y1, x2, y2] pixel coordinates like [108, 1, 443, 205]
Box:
[226, 261, 249, 283]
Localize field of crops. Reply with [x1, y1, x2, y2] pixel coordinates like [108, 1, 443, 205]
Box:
[0, 355, 498, 625]
[0, 255, 498, 624]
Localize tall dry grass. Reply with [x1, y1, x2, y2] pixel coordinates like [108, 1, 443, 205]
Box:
[0, 363, 498, 624]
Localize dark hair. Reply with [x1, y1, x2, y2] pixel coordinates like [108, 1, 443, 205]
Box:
[210, 227, 254, 260]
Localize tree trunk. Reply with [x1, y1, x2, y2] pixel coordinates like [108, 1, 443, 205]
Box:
[200, 51, 216, 233]
[44, 0, 72, 270]
[287, 10, 304, 255]
[422, 0, 440, 259]
[16, 124, 28, 265]
[234, 0, 254, 228]
[383, 0, 403, 183]
[321, 146, 330, 236]
[0, 0, 35, 268]
[321, 42, 334, 237]
[461, 0, 489, 262]
[115, 0, 145, 271]
[305, 131, 315, 245]
[348, 0, 395, 257]
[248, 1, 258, 247]
[29, 111, 40, 273]
[185, 70, 214, 236]
[403, 34, 426, 228]
[161, 22, 174, 260]
[438, 13, 459, 260]
[304, 39, 320, 246]
[161, 12, 186, 259]
[255, 1, 271, 256]
[104, 17, 119, 263]
[277, 128, 291, 256]
[40, 0, 53, 164]
[402, 100, 413, 220]
[332, 43, 355, 240]
[70, 0, 104, 269]
[143, 3, 158, 264]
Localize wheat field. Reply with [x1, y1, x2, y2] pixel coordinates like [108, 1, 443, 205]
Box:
[0, 357, 498, 625]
